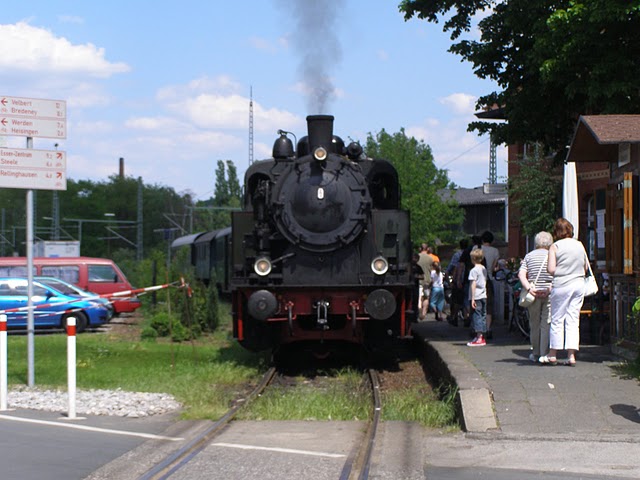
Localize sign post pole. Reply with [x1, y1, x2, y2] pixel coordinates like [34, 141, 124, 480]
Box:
[1, 95, 67, 387]
[0, 314, 7, 411]
[26, 137, 35, 387]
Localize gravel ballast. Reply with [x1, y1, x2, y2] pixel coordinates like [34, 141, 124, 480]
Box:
[7, 386, 181, 417]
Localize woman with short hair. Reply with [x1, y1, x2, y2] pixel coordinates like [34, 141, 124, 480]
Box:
[518, 231, 554, 362]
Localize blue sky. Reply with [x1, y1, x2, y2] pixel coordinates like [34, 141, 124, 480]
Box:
[1, 0, 507, 201]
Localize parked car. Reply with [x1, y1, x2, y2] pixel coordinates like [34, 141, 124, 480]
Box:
[0, 278, 110, 332]
[0, 257, 142, 315]
[35, 276, 115, 321]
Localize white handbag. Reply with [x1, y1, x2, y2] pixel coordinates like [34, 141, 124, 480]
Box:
[518, 288, 536, 308]
[584, 260, 599, 297]
[519, 256, 546, 308]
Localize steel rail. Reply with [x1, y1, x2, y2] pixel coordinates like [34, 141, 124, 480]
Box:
[340, 368, 381, 480]
[137, 366, 277, 480]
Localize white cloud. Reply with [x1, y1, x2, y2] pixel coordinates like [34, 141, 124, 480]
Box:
[124, 116, 183, 131]
[253, 103, 302, 132]
[65, 82, 112, 108]
[156, 77, 302, 134]
[440, 93, 477, 115]
[157, 75, 242, 101]
[168, 93, 253, 129]
[72, 120, 113, 135]
[0, 22, 129, 78]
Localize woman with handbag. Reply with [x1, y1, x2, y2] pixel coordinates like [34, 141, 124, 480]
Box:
[544, 218, 589, 366]
[518, 231, 554, 363]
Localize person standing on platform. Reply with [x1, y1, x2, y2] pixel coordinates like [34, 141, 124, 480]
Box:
[446, 238, 468, 325]
[542, 218, 588, 366]
[427, 246, 440, 264]
[417, 243, 434, 320]
[518, 231, 554, 362]
[430, 261, 445, 321]
[481, 231, 500, 339]
[467, 248, 488, 347]
[458, 235, 482, 327]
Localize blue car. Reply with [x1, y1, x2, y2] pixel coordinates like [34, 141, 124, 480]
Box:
[0, 277, 110, 332]
[35, 276, 115, 321]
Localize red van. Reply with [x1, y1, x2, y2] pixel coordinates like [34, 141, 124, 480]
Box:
[0, 257, 141, 315]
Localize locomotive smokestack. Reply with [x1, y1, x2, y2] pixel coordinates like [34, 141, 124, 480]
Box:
[307, 115, 334, 153]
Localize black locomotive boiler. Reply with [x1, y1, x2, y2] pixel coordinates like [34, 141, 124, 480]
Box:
[231, 115, 417, 353]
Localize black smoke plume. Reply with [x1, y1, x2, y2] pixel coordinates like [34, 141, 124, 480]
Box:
[280, 0, 344, 113]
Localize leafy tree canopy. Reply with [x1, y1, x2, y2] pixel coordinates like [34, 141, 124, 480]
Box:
[0, 175, 191, 258]
[212, 159, 242, 208]
[192, 159, 242, 232]
[364, 128, 463, 246]
[508, 144, 562, 236]
[399, 0, 640, 152]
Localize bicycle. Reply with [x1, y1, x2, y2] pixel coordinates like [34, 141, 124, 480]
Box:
[495, 268, 530, 339]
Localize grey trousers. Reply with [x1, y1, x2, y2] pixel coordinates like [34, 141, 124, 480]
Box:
[527, 297, 551, 357]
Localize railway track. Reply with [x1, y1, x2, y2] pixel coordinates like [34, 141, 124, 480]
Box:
[137, 367, 277, 480]
[138, 361, 386, 479]
[340, 368, 382, 480]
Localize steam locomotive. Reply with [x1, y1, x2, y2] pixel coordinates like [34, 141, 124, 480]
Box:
[230, 115, 417, 353]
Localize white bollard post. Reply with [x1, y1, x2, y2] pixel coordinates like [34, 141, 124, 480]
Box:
[1, 314, 7, 411]
[67, 317, 77, 419]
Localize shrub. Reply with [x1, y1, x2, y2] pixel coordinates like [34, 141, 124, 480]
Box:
[149, 311, 172, 337]
[140, 326, 158, 341]
[170, 320, 190, 342]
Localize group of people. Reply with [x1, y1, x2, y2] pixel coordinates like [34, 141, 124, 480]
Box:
[417, 244, 444, 321]
[417, 218, 592, 364]
[417, 231, 501, 347]
[518, 218, 591, 366]
[447, 231, 500, 346]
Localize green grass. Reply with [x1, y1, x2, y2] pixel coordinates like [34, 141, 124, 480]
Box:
[239, 368, 459, 429]
[238, 368, 370, 421]
[6, 330, 269, 419]
[382, 384, 459, 428]
[5, 329, 458, 428]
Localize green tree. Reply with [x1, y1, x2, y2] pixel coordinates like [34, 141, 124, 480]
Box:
[364, 128, 462, 245]
[399, 0, 640, 152]
[0, 176, 192, 259]
[193, 159, 242, 232]
[226, 160, 242, 203]
[508, 144, 562, 236]
[213, 160, 231, 207]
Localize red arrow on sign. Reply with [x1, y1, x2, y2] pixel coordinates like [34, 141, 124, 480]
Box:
[56, 152, 63, 159]
[0, 98, 6, 106]
[57, 172, 62, 179]
[0, 118, 6, 126]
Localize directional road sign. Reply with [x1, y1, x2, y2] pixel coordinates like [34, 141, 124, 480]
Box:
[0, 96, 67, 139]
[0, 148, 67, 190]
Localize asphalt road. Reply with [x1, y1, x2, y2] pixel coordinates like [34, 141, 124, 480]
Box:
[0, 409, 179, 480]
[2, 413, 638, 479]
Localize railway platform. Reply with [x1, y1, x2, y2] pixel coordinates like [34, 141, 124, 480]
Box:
[411, 316, 640, 438]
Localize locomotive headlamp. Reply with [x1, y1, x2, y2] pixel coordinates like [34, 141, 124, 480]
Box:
[313, 147, 328, 161]
[371, 256, 389, 275]
[254, 257, 272, 276]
